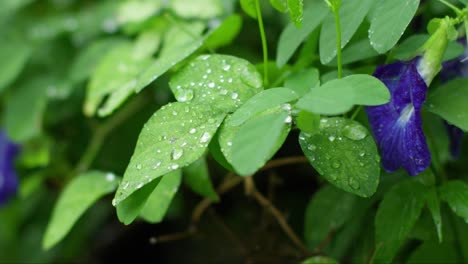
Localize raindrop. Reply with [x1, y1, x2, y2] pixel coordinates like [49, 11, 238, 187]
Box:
[112, 199, 117, 206]
[343, 123, 368, 140]
[171, 148, 183, 160]
[176, 89, 194, 102]
[284, 116, 292, 123]
[189, 128, 197, 134]
[220, 89, 228, 95]
[307, 144, 317, 151]
[200, 132, 211, 143]
[331, 160, 341, 169]
[328, 135, 336, 142]
[171, 164, 179, 170]
[349, 178, 360, 190]
[137, 183, 144, 189]
[208, 82, 215, 88]
[152, 162, 162, 169]
[106, 173, 116, 182]
[136, 164, 142, 170]
[223, 64, 231, 71]
[231, 92, 239, 99]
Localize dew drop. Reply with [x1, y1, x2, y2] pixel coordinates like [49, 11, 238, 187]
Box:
[223, 64, 231, 71]
[200, 132, 211, 143]
[208, 82, 215, 88]
[343, 124, 368, 140]
[189, 128, 197, 134]
[171, 148, 183, 160]
[176, 89, 194, 102]
[328, 135, 336, 142]
[106, 173, 116, 182]
[349, 178, 360, 190]
[137, 183, 144, 189]
[136, 164, 142, 170]
[171, 164, 179, 170]
[231, 92, 238, 99]
[307, 144, 317, 151]
[331, 160, 341, 169]
[284, 116, 292, 123]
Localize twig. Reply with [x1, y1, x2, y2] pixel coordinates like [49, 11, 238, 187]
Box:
[73, 95, 148, 174]
[248, 178, 312, 256]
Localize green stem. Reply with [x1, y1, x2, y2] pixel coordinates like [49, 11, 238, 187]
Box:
[73, 95, 148, 175]
[255, 0, 269, 86]
[437, 0, 463, 15]
[333, 10, 343, 78]
[350, 106, 362, 120]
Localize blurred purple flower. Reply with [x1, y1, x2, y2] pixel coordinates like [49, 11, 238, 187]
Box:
[365, 58, 431, 176]
[0, 131, 20, 206]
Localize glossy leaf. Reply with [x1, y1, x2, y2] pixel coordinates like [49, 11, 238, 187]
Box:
[141, 170, 182, 223]
[0, 35, 31, 92]
[169, 54, 263, 113]
[240, 0, 257, 18]
[227, 88, 298, 126]
[43, 171, 119, 249]
[183, 157, 219, 201]
[230, 107, 291, 176]
[439, 180, 468, 222]
[113, 102, 226, 205]
[287, 0, 304, 27]
[369, 0, 420, 53]
[319, 0, 374, 64]
[276, 1, 329, 67]
[299, 118, 380, 197]
[304, 185, 358, 249]
[426, 187, 443, 242]
[374, 180, 426, 263]
[4, 77, 49, 142]
[170, 0, 223, 19]
[269, 0, 288, 12]
[204, 15, 242, 49]
[296, 74, 390, 115]
[284, 68, 320, 96]
[427, 79, 468, 131]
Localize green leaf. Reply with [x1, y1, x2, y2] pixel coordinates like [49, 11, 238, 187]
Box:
[116, 177, 160, 225]
[204, 15, 243, 49]
[426, 187, 443, 242]
[427, 79, 468, 131]
[296, 111, 321, 134]
[43, 171, 119, 249]
[276, 1, 329, 67]
[240, 0, 257, 19]
[408, 242, 459, 264]
[169, 54, 263, 112]
[4, 77, 49, 142]
[0, 35, 31, 92]
[295, 74, 390, 115]
[439, 180, 468, 222]
[84, 42, 153, 116]
[304, 185, 358, 249]
[299, 118, 380, 197]
[287, 0, 304, 27]
[301, 256, 339, 264]
[116, 0, 162, 25]
[230, 107, 291, 176]
[374, 180, 426, 263]
[136, 21, 206, 92]
[284, 68, 320, 96]
[319, 0, 374, 64]
[369, 0, 420, 53]
[140, 170, 182, 223]
[269, 0, 288, 12]
[328, 38, 379, 65]
[227, 88, 298, 126]
[183, 157, 219, 201]
[113, 102, 226, 205]
[68, 37, 128, 84]
[170, 0, 223, 19]
[392, 34, 428, 60]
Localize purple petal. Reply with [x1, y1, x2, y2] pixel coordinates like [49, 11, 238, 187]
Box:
[0, 131, 20, 206]
[365, 59, 431, 176]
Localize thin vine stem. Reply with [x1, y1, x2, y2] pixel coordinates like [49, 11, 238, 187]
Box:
[437, 0, 463, 15]
[255, 0, 269, 85]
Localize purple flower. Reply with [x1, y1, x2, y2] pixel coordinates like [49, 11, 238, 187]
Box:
[0, 131, 20, 206]
[365, 58, 431, 176]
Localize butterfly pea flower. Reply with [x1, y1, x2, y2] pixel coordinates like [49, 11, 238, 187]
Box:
[365, 19, 453, 176]
[0, 131, 20, 206]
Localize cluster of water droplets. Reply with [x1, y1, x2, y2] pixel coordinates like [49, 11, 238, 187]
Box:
[171, 55, 263, 111]
[300, 118, 379, 192]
